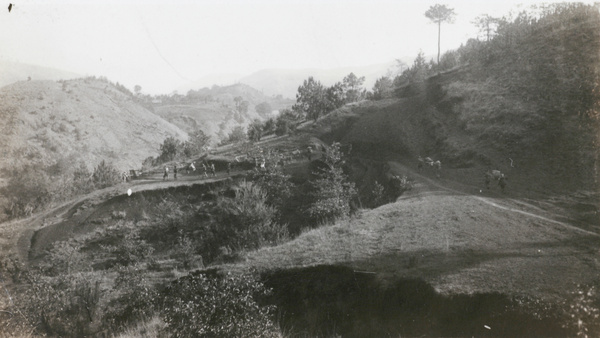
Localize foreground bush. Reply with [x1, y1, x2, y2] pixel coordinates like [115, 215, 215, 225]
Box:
[307, 142, 357, 224]
[161, 271, 281, 338]
[214, 181, 289, 251]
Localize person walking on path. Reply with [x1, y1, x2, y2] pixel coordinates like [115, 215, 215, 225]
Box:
[227, 162, 231, 175]
[173, 164, 178, 180]
[163, 166, 169, 181]
[210, 163, 216, 177]
[202, 163, 208, 178]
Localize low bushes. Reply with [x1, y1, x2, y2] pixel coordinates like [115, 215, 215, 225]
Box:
[161, 270, 281, 338]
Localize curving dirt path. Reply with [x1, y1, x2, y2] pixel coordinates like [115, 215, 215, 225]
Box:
[387, 160, 599, 238]
[241, 157, 600, 302]
[4, 171, 238, 264]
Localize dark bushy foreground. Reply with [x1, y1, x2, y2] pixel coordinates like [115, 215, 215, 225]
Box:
[262, 265, 598, 338]
[161, 270, 281, 337]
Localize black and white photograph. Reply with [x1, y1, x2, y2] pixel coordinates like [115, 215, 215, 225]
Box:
[0, 0, 598, 336]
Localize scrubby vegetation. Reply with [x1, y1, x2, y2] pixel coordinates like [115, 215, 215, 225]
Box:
[1, 3, 599, 337]
[0, 159, 122, 220]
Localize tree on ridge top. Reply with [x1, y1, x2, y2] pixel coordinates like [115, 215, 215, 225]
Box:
[425, 4, 456, 64]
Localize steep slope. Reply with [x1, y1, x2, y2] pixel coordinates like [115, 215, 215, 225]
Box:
[0, 78, 187, 172]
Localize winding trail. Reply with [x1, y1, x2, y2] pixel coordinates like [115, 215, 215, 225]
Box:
[387, 159, 599, 237]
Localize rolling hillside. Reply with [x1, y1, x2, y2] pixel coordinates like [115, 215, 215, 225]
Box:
[153, 83, 294, 140]
[0, 78, 187, 173]
[0, 4, 598, 338]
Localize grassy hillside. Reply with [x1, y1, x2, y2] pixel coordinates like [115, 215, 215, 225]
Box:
[0, 77, 188, 220]
[152, 83, 294, 141]
[317, 4, 600, 197]
[0, 78, 187, 171]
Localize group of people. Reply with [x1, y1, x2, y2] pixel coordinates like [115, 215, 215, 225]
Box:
[162, 161, 234, 181]
[485, 169, 507, 192]
[418, 156, 442, 178]
[162, 165, 178, 181]
[417, 155, 508, 192]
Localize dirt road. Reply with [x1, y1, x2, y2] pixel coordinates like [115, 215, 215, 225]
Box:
[243, 159, 600, 302]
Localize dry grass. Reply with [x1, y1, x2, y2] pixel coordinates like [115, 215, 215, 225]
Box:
[114, 315, 166, 338]
[240, 192, 599, 301]
[0, 78, 187, 174]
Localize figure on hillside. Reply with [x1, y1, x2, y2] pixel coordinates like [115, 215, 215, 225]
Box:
[202, 163, 208, 178]
[210, 163, 216, 177]
[227, 162, 232, 175]
[163, 166, 169, 181]
[260, 158, 266, 171]
[307, 146, 313, 161]
[485, 169, 507, 192]
[173, 164, 178, 180]
[424, 157, 434, 167]
[433, 160, 442, 178]
[498, 174, 507, 192]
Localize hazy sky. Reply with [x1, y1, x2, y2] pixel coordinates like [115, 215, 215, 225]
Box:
[0, 0, 593, 94]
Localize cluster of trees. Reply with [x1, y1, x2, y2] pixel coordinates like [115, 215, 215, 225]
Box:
[0, 159, 123, 220]
[219, 108, 303, 145]
[368, 3, 600, 104]
[292, 73, 366, 122]
[143, 129, 211, 169]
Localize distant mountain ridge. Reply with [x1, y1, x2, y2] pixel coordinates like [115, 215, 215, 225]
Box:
[0, 60, 80, 88]
[180, 60, 410, 99]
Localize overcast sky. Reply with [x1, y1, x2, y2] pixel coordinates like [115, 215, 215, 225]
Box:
[0, 0, 593, 94]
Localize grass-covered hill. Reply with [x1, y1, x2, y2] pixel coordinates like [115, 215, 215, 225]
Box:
[0, 77, 187, 172]
[321, 3, 600, 197]
[152, 83, 294, 141]
[0, 77, 188, 221]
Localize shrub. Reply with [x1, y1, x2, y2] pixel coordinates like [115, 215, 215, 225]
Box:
[20, 271, 103, 337]
[142, 156, 156, 171]
[92, 160, 121, 189]
[306, 142, 357, 225]
[105, 264, 159, 331]
[1, 165, 53, 219]
[102, 227, 154, 266]
[247, 119, 264, 142]
[158, 137, 181, 163]
[249, 168, 294, 209]
[161, 271, 281, 338]
[72, 162, 94, 195]
[44, 239, 87, 275]
[214, 181, 288, 251]
[222, 126, 247, 145]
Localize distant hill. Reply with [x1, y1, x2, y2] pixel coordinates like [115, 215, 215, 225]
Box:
[180, 60, 408, 99]
[0, 78, 187, 173]
[152, 83, 294, 141]
[0, 60, 80, 88]
[239, 61, 404, 99]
